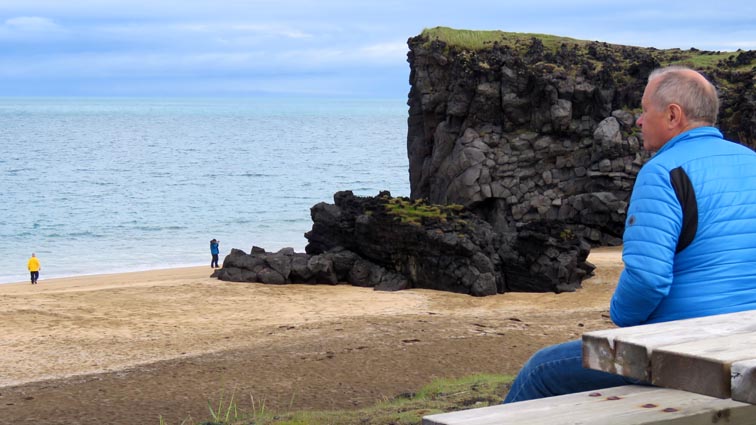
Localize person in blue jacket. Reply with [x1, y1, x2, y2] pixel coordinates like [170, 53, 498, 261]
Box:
[504, 66, 756, 403]
[210, 239, 220, 268]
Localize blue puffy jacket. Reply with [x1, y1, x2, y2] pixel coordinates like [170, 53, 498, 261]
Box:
[611, 127, 756, 327]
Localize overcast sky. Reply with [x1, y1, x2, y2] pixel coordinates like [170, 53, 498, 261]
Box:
[1, 0, 754, 97]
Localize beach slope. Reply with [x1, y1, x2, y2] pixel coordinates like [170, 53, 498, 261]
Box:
[0, 247, 622, 424]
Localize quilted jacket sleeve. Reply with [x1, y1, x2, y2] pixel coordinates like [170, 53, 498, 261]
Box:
[610, 161, 681, 327]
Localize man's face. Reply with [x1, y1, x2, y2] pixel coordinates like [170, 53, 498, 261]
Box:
[636, 81, 670, 152]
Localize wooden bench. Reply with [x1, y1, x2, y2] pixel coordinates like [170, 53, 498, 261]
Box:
[423, 311, 756, 424]
[423, 385, 756, 424]
[583, 310, 756, 403]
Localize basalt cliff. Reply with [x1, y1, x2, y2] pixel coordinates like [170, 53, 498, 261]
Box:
[407, 28, 755, 246]
[216, 28, 756, 295]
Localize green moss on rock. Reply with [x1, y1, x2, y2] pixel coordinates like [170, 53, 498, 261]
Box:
[383, 197, 465, 225]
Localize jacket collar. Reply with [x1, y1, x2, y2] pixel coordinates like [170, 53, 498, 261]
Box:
[655, 126, 723, 155]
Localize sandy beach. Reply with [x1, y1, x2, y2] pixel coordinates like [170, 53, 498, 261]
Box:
[0, 247, 623, 424]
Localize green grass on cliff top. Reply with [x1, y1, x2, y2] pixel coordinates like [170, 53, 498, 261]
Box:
[420, 26, 742, 70]
[421, 26, 587, 52]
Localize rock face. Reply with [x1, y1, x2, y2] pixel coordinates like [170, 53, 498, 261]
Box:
[407, 29, 756, 247]
[214, 191, 593, 295]
[216, 29, 756, 295]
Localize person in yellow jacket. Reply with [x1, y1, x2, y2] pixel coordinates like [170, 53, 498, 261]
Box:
[27, 253, 40, 284]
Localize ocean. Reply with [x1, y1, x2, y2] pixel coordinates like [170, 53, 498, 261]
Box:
[0, 97, 410, 284]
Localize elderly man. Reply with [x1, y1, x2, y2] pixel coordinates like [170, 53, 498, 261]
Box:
[504, 66, 756, 403]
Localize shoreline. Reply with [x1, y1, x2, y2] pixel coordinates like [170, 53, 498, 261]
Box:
[2, 245, 623, 288]
[0, 264, 212, 289]
[0, 263, 209, 286]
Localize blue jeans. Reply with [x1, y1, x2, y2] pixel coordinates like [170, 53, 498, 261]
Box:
[503, 339, 643, 403]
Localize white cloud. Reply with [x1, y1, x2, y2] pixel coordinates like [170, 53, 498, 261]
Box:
[228, 24, 313, 39]
[271, 41, 409, 69]
[359, 41, 408, 60]
[117, 21, 315, 40]
[0, 50, 274, 79]
[728, 40, 756, 49]
[0, 15, 67, 42]
[0, 0, 754, 96]
[4, 16, 60, 32]
[277, 47, 345, 64]
[82, 21, 315, 51]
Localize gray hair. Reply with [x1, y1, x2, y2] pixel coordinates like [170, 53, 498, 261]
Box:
[648, 66, 719, 125]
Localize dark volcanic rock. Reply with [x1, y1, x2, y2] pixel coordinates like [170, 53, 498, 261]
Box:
[406, 30, 756, 247]
[306, 191, 505, 295]
[216, 30, 755, 295]
[407, 37, 649, 246]
[217, 191, 591, 295]
[309, 191, 594, 294]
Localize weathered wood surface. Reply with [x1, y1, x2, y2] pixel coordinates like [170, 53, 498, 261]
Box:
[650, 332, 756, 398]
[583, 310, 756, 403]
[583, 310, 756, 382]
[732, 359, 756, 404]
[422, 385, 756, 425]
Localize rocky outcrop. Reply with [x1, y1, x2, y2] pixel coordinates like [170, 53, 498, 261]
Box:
[216, 29, 755, 295]
[213, 245, 410, 290]
[407, 28, 756, 246]
[214, 191, 593, 295]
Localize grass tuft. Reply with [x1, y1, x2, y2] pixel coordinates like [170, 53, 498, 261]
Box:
[207, 387, 239, 423]
[160, 373, 513, 425]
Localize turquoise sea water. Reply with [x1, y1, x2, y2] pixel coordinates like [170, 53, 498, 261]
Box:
[0, 97, 410, 284]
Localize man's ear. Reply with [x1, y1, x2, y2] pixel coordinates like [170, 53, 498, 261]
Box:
[667, 103, 684, 128]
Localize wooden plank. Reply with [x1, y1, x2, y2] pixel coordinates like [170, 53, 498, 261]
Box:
[650, 333, 756, 398]
[582, 332, 651, 380]
[732, 359, 756, 404]
[422, 385, 756, 425]
[583, 310, 756, 381]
